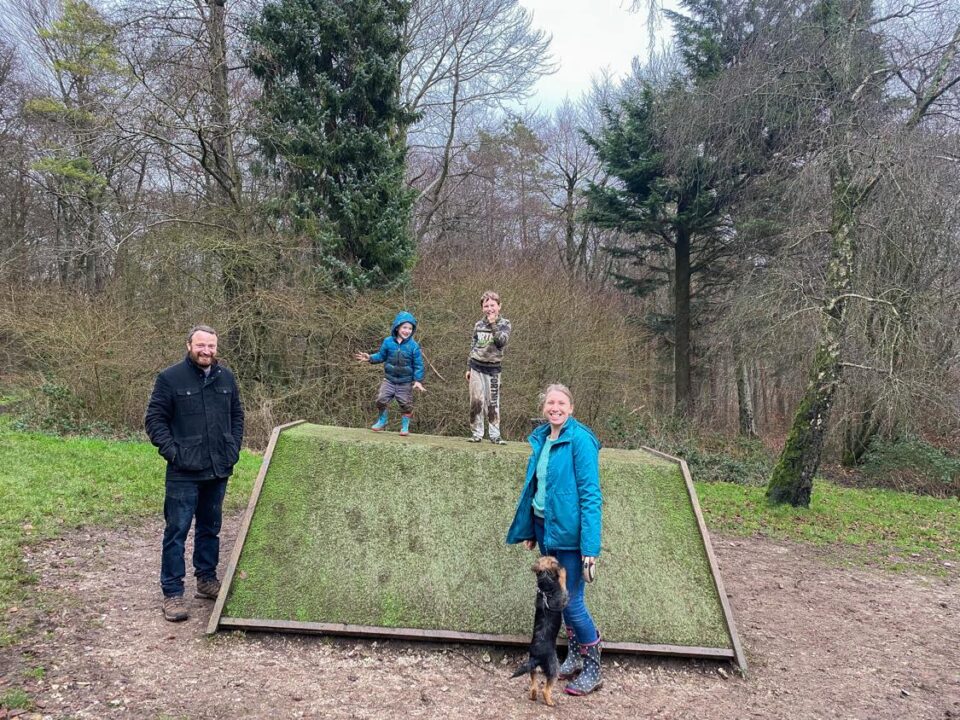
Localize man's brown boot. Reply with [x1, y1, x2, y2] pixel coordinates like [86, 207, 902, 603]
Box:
[162, 595, 188, 622]
[195, 577, 221, 600]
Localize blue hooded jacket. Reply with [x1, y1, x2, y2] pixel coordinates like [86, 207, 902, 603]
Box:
[506, 417, 603, 557]
[369, 311, 425, 385]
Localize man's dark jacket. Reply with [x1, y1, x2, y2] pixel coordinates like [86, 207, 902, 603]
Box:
[145, 356, 244, 482]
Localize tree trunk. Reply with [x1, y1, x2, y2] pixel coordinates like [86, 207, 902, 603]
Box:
[564, 175, 577, 272]
[203, 0, 263, 382]
[766, 0, 876, 507]
[673, 227, 692, 415]
[204, 0, 240, 206]
[767, 168, 856, 506]
[841, 406, 881, 466]
[82, 197, 101, 292]
[736, 359, 757, 438]
[415, 66, 459, 242]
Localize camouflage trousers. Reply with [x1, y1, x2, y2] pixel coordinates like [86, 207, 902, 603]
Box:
[469, 370, 501, 441]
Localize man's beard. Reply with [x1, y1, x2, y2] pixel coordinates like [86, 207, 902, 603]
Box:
[190, 351, 217, 366]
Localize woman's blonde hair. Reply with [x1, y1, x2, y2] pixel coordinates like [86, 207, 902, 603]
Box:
[540, 383, 574, 407]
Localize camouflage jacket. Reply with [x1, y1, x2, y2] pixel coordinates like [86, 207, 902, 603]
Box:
[468, 316, 511, 373]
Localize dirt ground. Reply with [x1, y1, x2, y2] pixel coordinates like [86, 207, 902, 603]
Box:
[2, 511, 959, 720]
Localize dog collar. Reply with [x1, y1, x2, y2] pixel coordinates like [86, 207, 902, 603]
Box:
[536, 586, 556, 610]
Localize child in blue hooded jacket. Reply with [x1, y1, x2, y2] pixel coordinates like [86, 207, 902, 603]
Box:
[354, 311, 425, 436]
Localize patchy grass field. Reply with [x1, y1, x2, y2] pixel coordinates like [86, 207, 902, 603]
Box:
[223, 424, 732, 649]
[0, 417, 259, 642]
[697, 481, 960, 573]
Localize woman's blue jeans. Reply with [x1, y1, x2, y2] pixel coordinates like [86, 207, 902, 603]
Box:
[533, 516, 599, 644]
[161, 478, 228, 597]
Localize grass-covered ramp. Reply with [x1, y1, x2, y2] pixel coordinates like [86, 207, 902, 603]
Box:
[209, 422, 745, 670]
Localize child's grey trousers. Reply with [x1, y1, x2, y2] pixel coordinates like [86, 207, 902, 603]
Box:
[376, 379, 414, 414]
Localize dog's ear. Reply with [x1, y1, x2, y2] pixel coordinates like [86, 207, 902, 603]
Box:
[531, 556, 552, 574]
[558, 566, 568, 594]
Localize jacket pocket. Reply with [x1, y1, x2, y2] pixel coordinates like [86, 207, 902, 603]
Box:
[213, 386, 232, 413]
[222, 432, 240, 468]
[174, 388, 203, 415]
[174, 435, 207, 472]
[160, 442, 177, 464]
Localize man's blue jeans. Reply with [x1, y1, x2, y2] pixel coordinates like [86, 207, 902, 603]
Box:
[161, 478, 228, 598]
[533, 516, 599, 645]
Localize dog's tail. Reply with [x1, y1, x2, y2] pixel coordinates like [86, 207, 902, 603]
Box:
[510, 658, 537, 678]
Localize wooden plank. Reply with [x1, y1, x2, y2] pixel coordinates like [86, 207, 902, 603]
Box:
[640, 445, 749, 674]
[206, 419, 306, 635]
[677, 457, 748, 673]
[640, 445, 686, 464]
[216, 617, 736, 660]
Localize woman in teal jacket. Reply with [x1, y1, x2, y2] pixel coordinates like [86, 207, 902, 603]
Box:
[506, 383, 604, 696]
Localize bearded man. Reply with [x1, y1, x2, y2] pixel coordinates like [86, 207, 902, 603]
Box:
[145, 325, 244, 622]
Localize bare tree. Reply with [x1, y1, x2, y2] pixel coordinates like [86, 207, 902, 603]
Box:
[833, 127, 960, 465]
[765, 0, 960, 506]
[402, 0, 553, 241]
[537, 97, 610, 280]
[0, 37, 31, 278]
[10, 0, 147, 291]
[115, 0, 257, 213]
[112, 0, 281, 378]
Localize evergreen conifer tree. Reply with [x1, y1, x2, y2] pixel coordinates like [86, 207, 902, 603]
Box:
[247, 0, 417, 287]
[583, 85, 730, 415]
[584, 0, 787, 416]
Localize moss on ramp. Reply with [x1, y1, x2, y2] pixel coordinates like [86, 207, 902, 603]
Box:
[223, 424, 731, 648]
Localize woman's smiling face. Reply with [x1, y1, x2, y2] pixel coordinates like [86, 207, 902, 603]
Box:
[542, 389, 573, 430]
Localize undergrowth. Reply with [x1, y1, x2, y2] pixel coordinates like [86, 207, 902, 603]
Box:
[858, 436, 960, 498]
[9, 380, 128, 438]
[605, 409, 774, 486]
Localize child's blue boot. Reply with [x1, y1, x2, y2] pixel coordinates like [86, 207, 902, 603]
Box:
[399, 414, 411, 436]
[371, 410, 388, 431]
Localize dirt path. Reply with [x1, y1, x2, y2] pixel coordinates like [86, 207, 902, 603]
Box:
[2, 512, 958, 720]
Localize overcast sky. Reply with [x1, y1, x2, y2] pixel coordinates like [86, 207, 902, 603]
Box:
[518, 0, 662, 109]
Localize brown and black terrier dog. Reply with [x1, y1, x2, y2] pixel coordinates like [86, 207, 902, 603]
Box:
[511, 555, 569, 706]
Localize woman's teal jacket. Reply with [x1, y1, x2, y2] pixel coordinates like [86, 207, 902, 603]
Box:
[506, 417, 603, 557]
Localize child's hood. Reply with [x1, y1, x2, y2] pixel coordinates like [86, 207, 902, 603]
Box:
[392, 310, 418, 337]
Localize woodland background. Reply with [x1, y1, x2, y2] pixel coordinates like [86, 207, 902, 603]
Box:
[0, 0, 958, 502]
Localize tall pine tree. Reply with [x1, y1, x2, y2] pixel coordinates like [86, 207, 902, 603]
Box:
[582, 85, 731, 415]
[585, 0, 789, 416]
[247, 0, 417, 287]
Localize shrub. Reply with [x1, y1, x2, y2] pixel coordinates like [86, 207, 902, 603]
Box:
[860, 436, 960, 498]
[603, 408, 774, 485]
[11, 380, 118, 437]
[0, 264, 655, 448]
[0, 288, 168, 434]
[0, 687, 32, 711]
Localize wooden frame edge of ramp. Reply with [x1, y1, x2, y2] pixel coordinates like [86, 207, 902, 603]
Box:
[206, 421, 748, 674]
